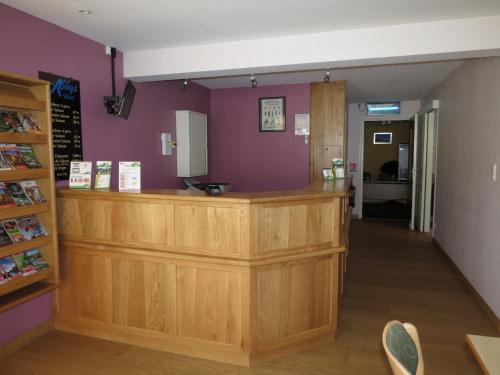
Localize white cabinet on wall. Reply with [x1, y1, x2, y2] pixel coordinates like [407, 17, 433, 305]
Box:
[176, 110, 208, 177]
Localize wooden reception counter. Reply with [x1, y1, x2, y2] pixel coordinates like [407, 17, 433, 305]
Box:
[54, 178, 351, 366]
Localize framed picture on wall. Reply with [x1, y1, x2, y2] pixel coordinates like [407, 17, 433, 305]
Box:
[259, 96, 286, 132]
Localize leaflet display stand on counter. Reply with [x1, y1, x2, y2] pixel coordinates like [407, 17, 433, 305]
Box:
[0, 70, 59, 313]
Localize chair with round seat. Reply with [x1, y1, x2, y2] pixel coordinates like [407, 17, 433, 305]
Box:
[382, 320, 424, 375]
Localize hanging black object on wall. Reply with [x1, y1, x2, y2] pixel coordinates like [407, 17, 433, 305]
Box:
[103, 47, 136, 119]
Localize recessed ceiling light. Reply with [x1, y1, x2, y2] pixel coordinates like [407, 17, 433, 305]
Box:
[78, 9, 92, 15]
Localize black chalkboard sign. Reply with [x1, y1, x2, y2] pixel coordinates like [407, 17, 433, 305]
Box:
[38, 72, 83, 180]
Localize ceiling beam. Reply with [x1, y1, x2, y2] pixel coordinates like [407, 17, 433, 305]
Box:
[124, 15, 500, 82]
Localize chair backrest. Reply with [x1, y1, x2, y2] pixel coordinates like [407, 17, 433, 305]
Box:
[382, 320, 424, 375]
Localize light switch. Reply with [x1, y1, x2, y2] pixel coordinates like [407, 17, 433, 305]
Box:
[492, 163, 497, 182]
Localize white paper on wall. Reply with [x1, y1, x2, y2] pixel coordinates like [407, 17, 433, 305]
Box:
[294, 113, 310, 135]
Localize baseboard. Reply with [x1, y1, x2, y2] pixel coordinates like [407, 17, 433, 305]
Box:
[0, 320, 53, 360]
[433, 239, 500, 334]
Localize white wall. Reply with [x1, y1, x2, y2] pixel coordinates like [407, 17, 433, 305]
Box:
[422, 57, 500, 317]
[125, 15, 500, 81]
[347, 100, 421, 217]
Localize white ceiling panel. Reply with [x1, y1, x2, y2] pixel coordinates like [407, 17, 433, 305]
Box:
[3, 0, 500, 51]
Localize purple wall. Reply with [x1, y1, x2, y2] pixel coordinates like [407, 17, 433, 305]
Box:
[0, 4, 209, 345]
[210, 84, 310, 191]
[0, 4, 210, 189]
[0, 294, 51, 344]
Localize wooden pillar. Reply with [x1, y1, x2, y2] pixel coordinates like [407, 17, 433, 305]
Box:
[309, 81, 347, 182]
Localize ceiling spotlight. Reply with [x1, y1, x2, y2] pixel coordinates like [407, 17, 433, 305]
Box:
[250, 74, 257, 88]
[181, 79, 188, 90]
[78, 9, 92, 14]
[323, 69, 331, 83]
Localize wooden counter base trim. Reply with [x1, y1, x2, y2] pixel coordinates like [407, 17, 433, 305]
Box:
[249, 331, 335, 366]
[59, 238, 346, 266]
[54, 317, 337, 368]
[55, 316, 251, 366]
[434, 239, 500, 334]
[0, 320, 53, 360]
[256, 325, 333, 353]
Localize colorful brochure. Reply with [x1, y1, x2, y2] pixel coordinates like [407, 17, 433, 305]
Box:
[0, 111, 24, 133]
[118, 161, 141, 191]
[19, 112, 43, 133]
[69, 161, 92, 189]
[6, 182, 33, 206]
[2, 220, 27, 243]
[95, 161, 112, 190]
[17, 216, 48, 240]
[24, 249, 49, 271]
[17, 144, 42, 168]
[19, 180, 47, 203]
[12, 252, 36, 276]
[0, 182, 16, 208]
[0, 225, 13, 247]
[0, 256, 21, 279]
[1, 144, 27, 169]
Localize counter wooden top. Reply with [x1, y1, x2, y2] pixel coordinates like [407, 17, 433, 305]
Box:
[57, 176, 352, 204]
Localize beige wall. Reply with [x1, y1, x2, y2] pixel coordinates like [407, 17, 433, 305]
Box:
[423, 57, 500, 317]
[363, 122, 410, 179]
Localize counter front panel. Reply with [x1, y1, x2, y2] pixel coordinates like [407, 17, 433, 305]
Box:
[55, 180, 350, 366]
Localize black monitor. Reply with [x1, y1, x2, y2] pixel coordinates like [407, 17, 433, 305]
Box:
[118, 80, 136, 119]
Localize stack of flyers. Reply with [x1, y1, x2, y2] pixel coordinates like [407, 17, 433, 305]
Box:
[0, 182, 16, 208]
[2, 220, 27, 243]
[12, 252, 36, 276]
[95, 161, 112, 190]
[16, 144, 42, 168]
[19, 112, 43, 133]
[0, 225, 13, 247]
[24, 249, 49, 271]
[0, 111, 25, 133]
[20, 181, 47, 203]
[0, 144, 27, 169]
[0, 256, 21, 279]
[6, 182, 33, 206]
[17, 216, 48, 240]
[69, 161, 92, 189]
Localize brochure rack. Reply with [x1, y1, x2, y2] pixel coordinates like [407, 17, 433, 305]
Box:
[0, 71, 59, 311]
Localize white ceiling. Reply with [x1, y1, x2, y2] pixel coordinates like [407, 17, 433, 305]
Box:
[194, 60, 463, 102]
[3, 0, 500, 51]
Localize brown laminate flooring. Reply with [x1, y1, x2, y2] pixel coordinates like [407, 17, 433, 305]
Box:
[2, 220, 497, 374]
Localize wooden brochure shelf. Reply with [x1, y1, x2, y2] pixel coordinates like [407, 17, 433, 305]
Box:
[0, 235, 53, 259]
[0, 268, 52, 297]
[0, 282, 56, 313]
[0, 70, 59, 312]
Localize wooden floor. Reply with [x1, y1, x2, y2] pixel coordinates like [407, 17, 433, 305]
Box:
[2, 220, 497, 374]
